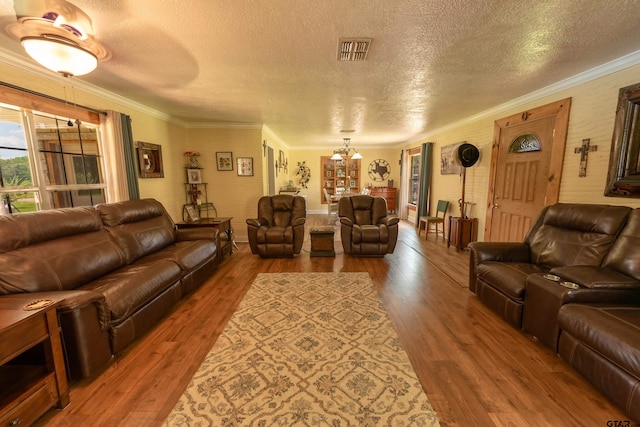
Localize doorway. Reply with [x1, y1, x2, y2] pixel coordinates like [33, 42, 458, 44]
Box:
[485, 98, 571, 242]
[267, 146, 275, 195]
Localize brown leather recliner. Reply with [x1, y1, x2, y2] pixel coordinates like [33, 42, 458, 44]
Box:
[246, 195, 306, 257]
[339, 195, 399, 256]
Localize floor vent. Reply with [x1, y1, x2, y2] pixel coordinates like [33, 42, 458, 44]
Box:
[338, 38, 372, 61]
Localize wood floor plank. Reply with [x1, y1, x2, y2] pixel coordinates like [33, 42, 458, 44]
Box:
[34, 215, 630, 426]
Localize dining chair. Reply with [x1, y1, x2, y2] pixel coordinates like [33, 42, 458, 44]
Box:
[418, 200, 449, 240]
[323, 188, 339, 219]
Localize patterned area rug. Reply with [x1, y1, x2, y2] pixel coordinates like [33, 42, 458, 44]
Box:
[164, 272, 440, 426]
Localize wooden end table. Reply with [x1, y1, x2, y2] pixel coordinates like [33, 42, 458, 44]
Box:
[0, 296, 69, 426]
[176, 217, 235, 258]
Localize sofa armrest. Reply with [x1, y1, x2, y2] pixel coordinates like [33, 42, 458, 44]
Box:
[292, 217, 306, 227]
[468, 242, 531, 263]
[1, 290, 112, 380]
[550, 265, 640, 290]
[246, 218, 268, 228]
[176, 227, 219, 242]
[379, 216, 399, 226]
[340, 217, 354, 227]
[467, 242, 531, 292]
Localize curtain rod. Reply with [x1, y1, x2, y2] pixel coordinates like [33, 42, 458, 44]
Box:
[0, 80, 106, 115]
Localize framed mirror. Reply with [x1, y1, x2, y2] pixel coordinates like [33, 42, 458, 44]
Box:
[605, 82, 640, 197]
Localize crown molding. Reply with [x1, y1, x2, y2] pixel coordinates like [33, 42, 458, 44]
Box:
[409, 48, 640, 144]
[186, 121, 263, 130]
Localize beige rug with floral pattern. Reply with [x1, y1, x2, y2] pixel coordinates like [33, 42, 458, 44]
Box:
[164, 272, 440, 426]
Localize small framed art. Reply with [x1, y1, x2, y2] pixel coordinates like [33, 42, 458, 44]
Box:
[216, 152, 233, 171]
[187, 168, 202, 184]
[237, 157, 254, 176]
[185, 205, 200, 222]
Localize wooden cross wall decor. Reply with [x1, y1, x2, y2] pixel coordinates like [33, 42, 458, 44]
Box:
[574, 138, 597, 177]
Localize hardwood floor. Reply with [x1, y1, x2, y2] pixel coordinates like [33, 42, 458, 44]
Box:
[36, 215, 628, 426]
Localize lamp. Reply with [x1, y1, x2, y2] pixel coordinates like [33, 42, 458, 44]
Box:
[8, 1, 108, 77]
[331, 138, 363, 160]
[21, 35, 98, 77]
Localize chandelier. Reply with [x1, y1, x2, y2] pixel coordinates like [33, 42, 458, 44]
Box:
[331, 138, 362, 160]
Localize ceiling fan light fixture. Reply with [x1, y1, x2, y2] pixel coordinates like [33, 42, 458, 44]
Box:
[21, 35, 97, 76]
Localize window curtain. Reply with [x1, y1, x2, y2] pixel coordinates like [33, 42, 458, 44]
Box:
[415, 142, 433, 226]
[399, 150, 409, 219]
[101, 111, 140, 201]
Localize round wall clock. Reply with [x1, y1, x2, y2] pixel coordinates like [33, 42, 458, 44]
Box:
[368, 159, 390, 181]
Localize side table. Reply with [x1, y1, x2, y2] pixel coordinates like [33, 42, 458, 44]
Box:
[176, 217, 235, 259]
[310, 226, 336, 257]
[447, 216, 478, 251]
[0, 296, 69, 426]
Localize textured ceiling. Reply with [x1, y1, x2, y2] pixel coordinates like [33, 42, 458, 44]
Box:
[2, 0, 640, 148]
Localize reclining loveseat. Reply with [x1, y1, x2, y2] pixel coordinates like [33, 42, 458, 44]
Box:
[0, 199, 218, 380]
[468, 203, 640, 421]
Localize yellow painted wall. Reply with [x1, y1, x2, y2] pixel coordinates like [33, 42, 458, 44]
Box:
[186, 127, 263, 241]
[405, 63, 640, 241]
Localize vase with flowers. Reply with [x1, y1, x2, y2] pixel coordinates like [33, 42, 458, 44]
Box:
[184, 151, 201, 168]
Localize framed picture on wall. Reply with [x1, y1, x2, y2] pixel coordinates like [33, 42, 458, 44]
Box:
[137, 141, 164, 178]
[237, 157, 254, 176]
[216, 152, 233, 171]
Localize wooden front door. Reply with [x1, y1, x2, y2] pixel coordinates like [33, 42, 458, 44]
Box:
[485, 98, 572, 242]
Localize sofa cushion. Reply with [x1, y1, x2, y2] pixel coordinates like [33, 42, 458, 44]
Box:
[477, 262, 546, 300]
[0, 207, 126, 294]
[527, 204, 630, 269]
[81, 259, 182, 324]
[97, 199, 177, 263]
[257, 226, 293, 244]
[143, 240, 217, 271]
[559, 303, 640, 379]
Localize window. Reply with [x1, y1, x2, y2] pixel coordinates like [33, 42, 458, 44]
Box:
[0, 104, 106, 213]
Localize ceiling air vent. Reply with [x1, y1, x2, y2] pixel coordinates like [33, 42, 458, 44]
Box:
[338, 38, 372, 61]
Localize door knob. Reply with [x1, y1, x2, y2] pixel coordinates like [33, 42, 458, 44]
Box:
[493, 203, 499, 208]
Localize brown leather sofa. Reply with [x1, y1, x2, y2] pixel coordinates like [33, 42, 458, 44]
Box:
[468, 203, 633, 329]
[246, 195, 306, 257]
[0, 199, 218, 380]
[469, 203, 640, 421]
[338, 195, 399, 256]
